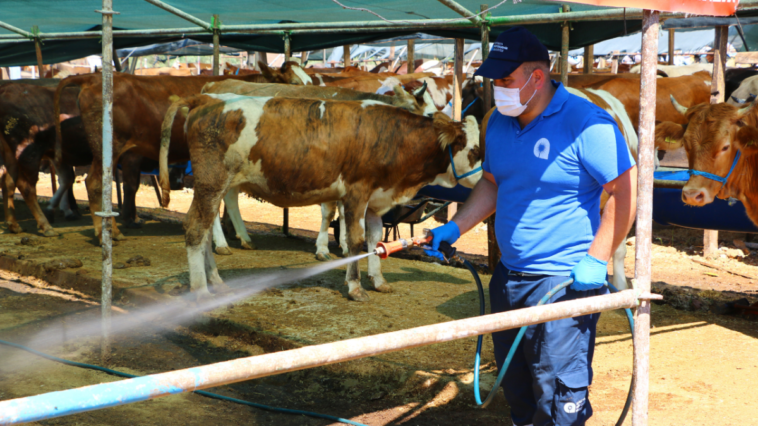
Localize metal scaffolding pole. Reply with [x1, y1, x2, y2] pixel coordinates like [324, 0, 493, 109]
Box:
[480, 4, 492, 111]
[407, 39, 415, 73]
[32, 26, 45, 78]
[632, 9, 658, 426]
[95, 0, 119, 366]
[560, 4, 570, 86]
[452, 38, 464, 121]
[437, 0, 483, 25]
[0, 290, 639, 423]
[668, 29, 675, 65]
[212, 14, 220, 76]
[343, 44, 351, 67]
[583, 44, 593, 74]
[142, 0, 212, 31]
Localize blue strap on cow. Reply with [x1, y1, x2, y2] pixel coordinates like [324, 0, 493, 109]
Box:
[448, 146, 483, 180]
[235, 67, 239, 75]
[446, 97, 479, 115]
[655, 150, 741, 191]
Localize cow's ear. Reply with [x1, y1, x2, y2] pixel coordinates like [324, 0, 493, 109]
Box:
[433, 112, 461, 150]
[655, 121, 685, 151]
[259, 61, 274, 79]
[735, 125, 758, 152]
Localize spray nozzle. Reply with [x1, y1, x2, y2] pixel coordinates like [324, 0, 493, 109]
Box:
[373, 229, 459, 263]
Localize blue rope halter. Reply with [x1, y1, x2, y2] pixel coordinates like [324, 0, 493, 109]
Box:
[657, 150, 742, 192]
[447, 96, 479, 115]
[448, 146, 483, 180]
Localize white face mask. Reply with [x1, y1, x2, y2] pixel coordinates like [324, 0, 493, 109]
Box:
[494, 72, 537, 117]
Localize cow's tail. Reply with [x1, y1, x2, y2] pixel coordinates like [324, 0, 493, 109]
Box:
[54, 75, 88, 165]
[159, 96, 189, 208]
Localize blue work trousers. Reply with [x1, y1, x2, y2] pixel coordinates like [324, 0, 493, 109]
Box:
[489, 262, 606, 426]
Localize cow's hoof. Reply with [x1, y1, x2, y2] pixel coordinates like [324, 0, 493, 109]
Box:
[240, 239, 256, 250]
[215, 246, 233, 256]
[371, 277, 393, 293]
[41, 229, 58, 238]
[195, 290, 215, 305]
[44, 210, 56, 224]
[211, 281, 233, 294]
[315, 252, 332, 261]
[112, 233, 126, 242]
[348, 287, 371, 302]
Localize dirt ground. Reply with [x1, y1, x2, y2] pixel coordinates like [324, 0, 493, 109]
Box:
[0, 177, 754, 425]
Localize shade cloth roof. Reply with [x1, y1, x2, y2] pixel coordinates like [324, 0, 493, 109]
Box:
[0, 0, 645, 67]
[1, 0, 755, 68]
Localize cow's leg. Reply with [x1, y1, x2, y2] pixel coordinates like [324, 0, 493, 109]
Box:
[15, 169, 57, 237]
[85, 158, 125, 243]
[212, 214, 233, 256]
[366, 208, 391, 293]
[205, 228, 230, 294]
[118, 152, 143, 228]
[185, 223, 213, 301]
[316, 202, 337, 261]
[46, 164, 78, 221]
[611, 241, 629, 291]
[223, 187, 255, 250]
[343, 198, 370, 302]
[338, 202, 349, 257]
[1, 156, 22, 234]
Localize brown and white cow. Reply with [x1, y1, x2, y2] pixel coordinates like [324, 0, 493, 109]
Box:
[54, 63, 310, 243]
[655, 98, 758, 226]
[0, 82, 87, 236]
[159, 95, 482, 301]
[192, 80, 434, 256]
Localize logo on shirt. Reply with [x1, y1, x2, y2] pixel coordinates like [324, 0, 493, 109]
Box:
[564, 398, 586, 414]
[533, 138, 550, 160]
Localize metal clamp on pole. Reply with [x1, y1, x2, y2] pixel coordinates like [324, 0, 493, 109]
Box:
[94, 211, 120, 218]
[95, 9, 121, 15]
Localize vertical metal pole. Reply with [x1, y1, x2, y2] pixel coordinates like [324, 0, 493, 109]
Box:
[212, 14, 220, 76]
[452, 38, 464, 121]
[112, 45, 123, 72]
[284, 32, 291, 61]
[343, 44, 351, 67]
[98, 0, 117, 366]
[480, 4, 492, 110]
[583, 44, 593, 74]
[560, 4, 570, 86]
[322, 49, 327, 66]
[633, 9, 658, 426]
[33, 27, 44, 78]
[668, 29, 675, 65]
[245, 51, 254, 69]
[407, 39, 415, 73]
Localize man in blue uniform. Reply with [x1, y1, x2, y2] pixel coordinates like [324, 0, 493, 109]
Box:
[427, 27, 637, 426]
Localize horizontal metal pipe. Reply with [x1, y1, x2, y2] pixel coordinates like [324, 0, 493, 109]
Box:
[142, 0, 212, 31]
[0, 20, 33, 38]
[0, 290, 636, 424]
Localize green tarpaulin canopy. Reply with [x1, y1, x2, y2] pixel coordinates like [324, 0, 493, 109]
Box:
[0, 0, 646, 67]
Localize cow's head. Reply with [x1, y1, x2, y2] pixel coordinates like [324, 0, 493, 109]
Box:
[259, 61, 313, 85]
[656, 95, 757, 205]
[432, 113, 482, 188]
[383, 84, 435, 116]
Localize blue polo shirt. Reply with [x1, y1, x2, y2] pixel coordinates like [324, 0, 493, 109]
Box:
[483, 82, 635, 275]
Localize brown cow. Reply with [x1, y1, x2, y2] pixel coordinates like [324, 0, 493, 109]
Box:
[588, 72, 712, 130]
[194, 79, 434, 255]
[654, 99, 758, 225]
[54, 64, 308, 243]
[159, 95, 482, 301]
[0, 83, 84, 236]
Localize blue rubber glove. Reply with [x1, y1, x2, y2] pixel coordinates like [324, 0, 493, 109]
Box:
[570, 254, 608, 291]
[424, 221, 461, 262]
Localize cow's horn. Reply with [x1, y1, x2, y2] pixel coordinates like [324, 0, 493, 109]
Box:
[413, 81, 428, 98]
[670, 95, 688, 115]
[732, 95, 748, 104]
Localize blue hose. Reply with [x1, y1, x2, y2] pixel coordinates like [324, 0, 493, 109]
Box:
[0, 339, 367, 426]
[459, 259, 635, 426]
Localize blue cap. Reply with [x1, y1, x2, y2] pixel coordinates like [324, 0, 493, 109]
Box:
[474, 27, 550, 79]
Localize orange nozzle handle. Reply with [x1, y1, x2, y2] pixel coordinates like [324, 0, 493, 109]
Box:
[374, 234, 433, 259]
